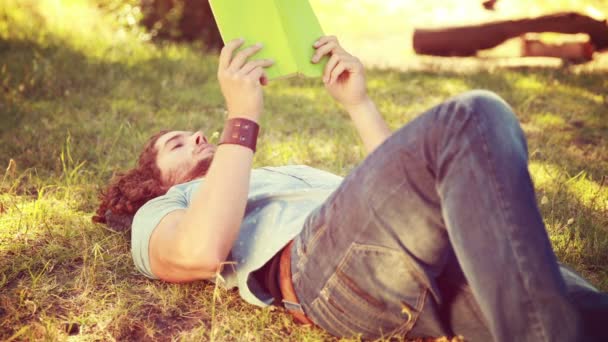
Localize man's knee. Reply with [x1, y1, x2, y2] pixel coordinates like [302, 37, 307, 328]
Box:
[441, 90, 528, 159]
[460, 89, 506, 105]
[458, 89, 519, 128]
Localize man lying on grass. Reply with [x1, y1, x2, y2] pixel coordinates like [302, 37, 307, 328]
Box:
[93, 36, 607, 342]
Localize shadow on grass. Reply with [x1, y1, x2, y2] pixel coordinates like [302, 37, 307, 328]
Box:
[0, 195, 217, 340]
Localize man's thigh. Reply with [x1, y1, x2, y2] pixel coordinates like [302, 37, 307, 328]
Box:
[291, 111, 453, 339]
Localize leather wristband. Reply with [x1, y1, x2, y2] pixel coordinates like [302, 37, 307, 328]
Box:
[218, 117, 260, 152]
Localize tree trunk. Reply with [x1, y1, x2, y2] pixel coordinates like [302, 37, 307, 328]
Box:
[140, 0, 223, 49]
[413, 12, 608, 56]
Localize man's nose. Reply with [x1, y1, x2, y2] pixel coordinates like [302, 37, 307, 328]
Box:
[192, 131, 208, 145]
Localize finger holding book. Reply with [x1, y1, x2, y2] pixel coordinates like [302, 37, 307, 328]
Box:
[218, 38, 274, 121]
[312, 36, 369, 109]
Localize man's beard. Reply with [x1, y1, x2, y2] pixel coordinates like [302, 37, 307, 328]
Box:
[183, 154, 214, 183]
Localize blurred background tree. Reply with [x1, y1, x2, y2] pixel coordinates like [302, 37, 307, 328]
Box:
[95, 0, 222, 49]
[139, 0, 222, 49]
[91, 0, 607, 67]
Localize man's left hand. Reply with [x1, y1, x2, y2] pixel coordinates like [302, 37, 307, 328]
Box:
[311, 35, 369, 109]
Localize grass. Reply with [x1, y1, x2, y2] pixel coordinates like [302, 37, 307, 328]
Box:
[1, 0, 607, 340]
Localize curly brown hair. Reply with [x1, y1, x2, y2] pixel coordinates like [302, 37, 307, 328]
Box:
[92, 130, 170, 227]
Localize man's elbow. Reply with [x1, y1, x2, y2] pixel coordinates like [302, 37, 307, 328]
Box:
[156, 250, 223, 283]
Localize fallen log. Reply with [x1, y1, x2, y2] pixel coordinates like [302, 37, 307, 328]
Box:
[413, 12, 608, 56]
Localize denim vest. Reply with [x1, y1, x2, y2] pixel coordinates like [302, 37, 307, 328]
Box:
[131, 165, 343, 307]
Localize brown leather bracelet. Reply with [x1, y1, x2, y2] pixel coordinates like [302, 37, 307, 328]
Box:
[218, 117, 260, 152]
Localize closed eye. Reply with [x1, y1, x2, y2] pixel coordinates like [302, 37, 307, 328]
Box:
[172, 144, 183, 150]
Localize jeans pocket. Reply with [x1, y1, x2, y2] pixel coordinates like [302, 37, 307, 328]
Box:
[309, 243, 428, 339]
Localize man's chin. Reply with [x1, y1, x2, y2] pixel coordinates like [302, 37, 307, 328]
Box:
[183, 155, 214, 183]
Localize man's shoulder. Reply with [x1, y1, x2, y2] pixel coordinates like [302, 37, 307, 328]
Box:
[170, 178, 203, 190]
[133, 182, 193, 219]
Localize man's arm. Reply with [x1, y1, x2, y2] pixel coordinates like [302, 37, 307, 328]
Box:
[148, 39, 273, 283]
[344, 98, 392, 155]
[311, 36, 392, 155]
[149, 144, 255, 282]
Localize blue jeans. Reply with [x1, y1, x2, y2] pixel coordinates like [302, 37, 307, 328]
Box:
[291, 91, 589, 341]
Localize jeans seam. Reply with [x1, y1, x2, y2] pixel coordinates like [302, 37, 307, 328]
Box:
[322, 283, 403, 333]
[472, 104, 548, 341]
[324, 243, 407, 325]
[461, 285, 491, 332]
[310, 296, 360, 336]
[369, 187, 439, 290]
[301, 187, 347, 255]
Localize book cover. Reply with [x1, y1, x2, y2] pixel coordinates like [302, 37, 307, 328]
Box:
[209, 0, 327, 80]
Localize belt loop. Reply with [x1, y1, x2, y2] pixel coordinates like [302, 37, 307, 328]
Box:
[282, 300, 305, 314]
[279, 240, 315, 325]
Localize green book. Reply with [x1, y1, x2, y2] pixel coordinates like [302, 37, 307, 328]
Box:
[209, 0, 327, 80]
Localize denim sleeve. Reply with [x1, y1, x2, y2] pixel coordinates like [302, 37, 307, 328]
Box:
[130, 187, 188, 279]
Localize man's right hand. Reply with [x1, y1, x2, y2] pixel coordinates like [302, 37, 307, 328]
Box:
[217, 38, 274, 122]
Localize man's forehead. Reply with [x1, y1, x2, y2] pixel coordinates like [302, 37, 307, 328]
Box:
[155, 130, 191, 149]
